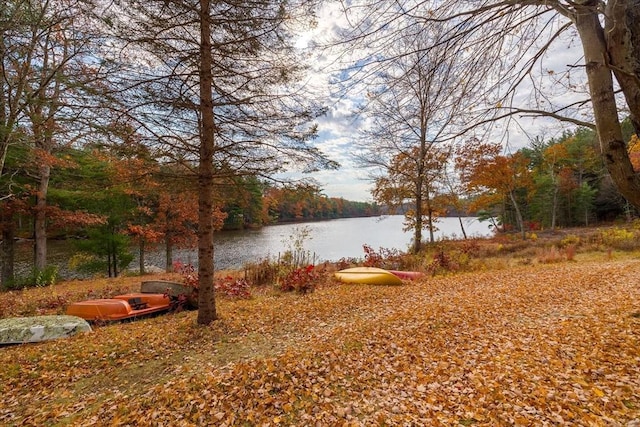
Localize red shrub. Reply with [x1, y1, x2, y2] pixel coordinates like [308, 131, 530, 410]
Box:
[279, 265, 319, 294]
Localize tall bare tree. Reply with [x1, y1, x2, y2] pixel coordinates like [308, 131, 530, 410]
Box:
[339, 0, 640, 210]
[112, 0, 337, 324]
[28, 0, 116, 271]
[355, 21, 486, 252]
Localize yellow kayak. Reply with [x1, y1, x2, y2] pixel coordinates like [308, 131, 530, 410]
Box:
[334, 267, 404, 286]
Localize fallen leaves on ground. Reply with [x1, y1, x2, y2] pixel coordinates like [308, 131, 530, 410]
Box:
[1, 259, 639, 426]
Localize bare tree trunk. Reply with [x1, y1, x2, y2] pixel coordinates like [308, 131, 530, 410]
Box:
[574, 4, 640, 209]
[197, 0, 217, 325]
[550, 186, 558, 231]
[165, 233, 173, 273]
[457, 216, 467, 239]
[414, 179, 423, 254]
[139, 239, 145, 275]
[509, 190, 526, 240]
[1, 222, 15, 287]
[414, 118, 427, 254]
[34, 163, 50, 270]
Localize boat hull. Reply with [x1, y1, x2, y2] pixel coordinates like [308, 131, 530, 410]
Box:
[334, 267, 404, 286]
[389, 270, 424, 280]
[0, 315, 91, 345]
[66, 293, 171, 321]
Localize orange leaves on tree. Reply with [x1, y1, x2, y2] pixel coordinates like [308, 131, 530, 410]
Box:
[47, 206, 107, 228]
[126, 224, 163, 243]
[30, 148, 76, 169]
[455, 140, 533, 214]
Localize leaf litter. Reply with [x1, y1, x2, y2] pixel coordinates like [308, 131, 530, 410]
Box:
[0, 259, 639, 426]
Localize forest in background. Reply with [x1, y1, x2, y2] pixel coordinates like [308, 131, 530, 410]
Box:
[2, 117, 639, 287]
[380, 120, 639, 239]
[451, 121, 640, 233]
[0, 138, 379, 285]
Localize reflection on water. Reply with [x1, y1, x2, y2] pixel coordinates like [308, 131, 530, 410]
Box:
[16, 215, 493, 278]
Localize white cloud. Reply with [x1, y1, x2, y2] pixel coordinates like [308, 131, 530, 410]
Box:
[292, 2, 601, 202]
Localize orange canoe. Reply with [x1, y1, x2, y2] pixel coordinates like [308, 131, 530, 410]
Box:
[66, 293, 171, 321]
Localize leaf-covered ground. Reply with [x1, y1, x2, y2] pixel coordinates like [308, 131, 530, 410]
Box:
[1, 258, 639, 426]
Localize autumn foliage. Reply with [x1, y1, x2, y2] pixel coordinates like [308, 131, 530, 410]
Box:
[1, 243, 639, 425]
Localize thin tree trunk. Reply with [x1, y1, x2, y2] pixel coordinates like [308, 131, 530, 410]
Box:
[550, 186, 558, 231]
[427, 209, 435, 243]
[197, 0, 217, 324]
[585, 207, 589, 227]
[34, 163, 50, 270]
[139, 239, 145, 275]
[414, 184, 423, 254]
[1, 223, 15, 287]
[509, 190, 526, 239]
[457, 215, 467, 239]
[414, 125, 426, 254]
[107, 249, 112, 278]
[165, 234, 173, 273]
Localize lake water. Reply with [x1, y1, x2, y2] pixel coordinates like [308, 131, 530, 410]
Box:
[17, 215, 493, 278]
[168, 215, 493, 270]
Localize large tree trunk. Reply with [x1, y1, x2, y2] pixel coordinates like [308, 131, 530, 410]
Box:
[605, 0, 640, 136]
[574, 2, 640, 209]
[34, 163, 50, 270]
[197, 0, 217, 325]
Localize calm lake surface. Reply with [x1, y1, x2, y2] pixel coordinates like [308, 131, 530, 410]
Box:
[19, 215, 493, 278]
[168, 215, 493, 270]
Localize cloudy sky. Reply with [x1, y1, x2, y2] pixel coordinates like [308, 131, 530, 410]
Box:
[294, 2, 590, 203]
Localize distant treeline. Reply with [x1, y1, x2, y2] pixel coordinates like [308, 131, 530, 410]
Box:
[223, 185, 380, 230]
[2, 144, 378, 239]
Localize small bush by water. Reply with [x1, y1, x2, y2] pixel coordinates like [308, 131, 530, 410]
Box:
[2, 265, 58, 291]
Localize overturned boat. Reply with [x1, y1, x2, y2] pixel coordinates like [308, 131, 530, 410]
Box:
[334, 267, 424, 285]
[66, 293, 172, 321]
[334, 267, 405, 286]
[0, 315, 92, 345]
